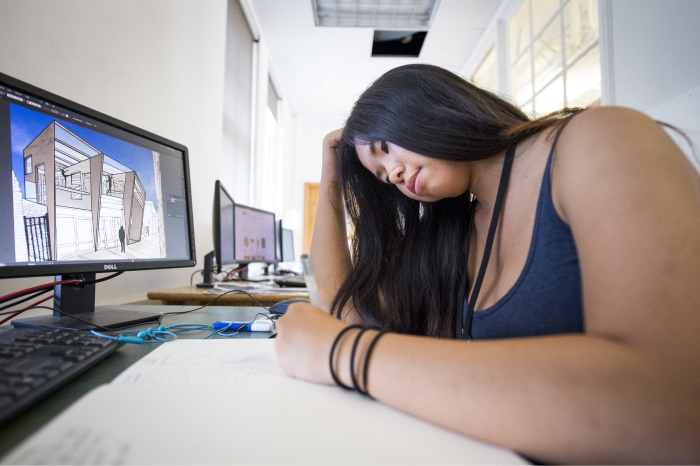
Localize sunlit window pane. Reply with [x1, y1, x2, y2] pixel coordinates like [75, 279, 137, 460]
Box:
[532, 0, 560, 36]
[534, 76, 564, 117]
[521, 101, 534, 119]
[564, 0, 599, 64]
[533, 14, 563, 93]
[566, 44, 601, 107]
[472, 48, 496, 92]
[508, 0, 531, 64]
[510, 50, 533, 106]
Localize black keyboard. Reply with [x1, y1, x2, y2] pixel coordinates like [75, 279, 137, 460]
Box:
[0, 326, 122, 425]
[274, 276, 306, 288]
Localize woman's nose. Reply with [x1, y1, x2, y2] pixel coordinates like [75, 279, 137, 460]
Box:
[388, 164, 405, 184]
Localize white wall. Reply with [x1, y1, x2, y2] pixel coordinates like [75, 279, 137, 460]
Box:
[608, 0, 700, 167]
[279, 112, 347, 260]
[0, 0, 227, 306]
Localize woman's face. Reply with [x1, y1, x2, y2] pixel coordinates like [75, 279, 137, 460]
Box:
[355, 140, 471, 202]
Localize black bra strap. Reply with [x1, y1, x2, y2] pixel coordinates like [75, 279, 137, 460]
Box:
[459, 146, 515, 339]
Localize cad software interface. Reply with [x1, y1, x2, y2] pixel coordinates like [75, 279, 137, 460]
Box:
[234, 205, 275, 262]
[0, 82, 192, 267]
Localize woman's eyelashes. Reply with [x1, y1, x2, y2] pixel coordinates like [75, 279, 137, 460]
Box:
[380, 140, 388, 153]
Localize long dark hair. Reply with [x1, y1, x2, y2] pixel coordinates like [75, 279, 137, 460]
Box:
[332, 64, 579, 338]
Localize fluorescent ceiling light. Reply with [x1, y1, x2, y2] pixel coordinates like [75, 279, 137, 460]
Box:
[311, 0, 440, 28]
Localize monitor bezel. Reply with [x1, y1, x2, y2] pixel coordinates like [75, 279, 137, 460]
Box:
[213, 180, 236, 271]
[0, 71, 197, 278]
[275, 219, 283, 262]
[233, 202, 277, 265]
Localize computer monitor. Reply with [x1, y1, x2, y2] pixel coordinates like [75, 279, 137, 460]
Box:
[0, 72, 196, 329]
[234, 204, 276, 265]
[281, 228, 295, 262]
[213, 180, 234, 272]
[275, 219, 283, 262]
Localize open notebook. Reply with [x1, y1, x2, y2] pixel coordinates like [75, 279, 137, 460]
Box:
[2, 340, 526, 465]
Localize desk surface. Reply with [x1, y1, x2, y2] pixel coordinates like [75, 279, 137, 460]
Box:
[0, 305, 273, 458]
[147, 285, 308, 306]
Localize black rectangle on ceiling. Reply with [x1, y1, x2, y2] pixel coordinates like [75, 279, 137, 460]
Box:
[372, 31, 427, 57]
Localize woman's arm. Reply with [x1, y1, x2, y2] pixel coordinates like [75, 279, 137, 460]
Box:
[277, 108, 700, 463]
[309, 129, 360, 322]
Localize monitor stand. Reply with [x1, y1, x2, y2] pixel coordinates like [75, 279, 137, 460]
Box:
[195, 251, 216, 288]
[11, 273, 160, 331]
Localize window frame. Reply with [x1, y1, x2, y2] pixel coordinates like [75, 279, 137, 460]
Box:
[508, 0, 600, 115]
[464, 0, 610, 112]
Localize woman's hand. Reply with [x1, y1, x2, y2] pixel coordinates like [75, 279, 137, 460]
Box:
[274, 301, 348, 385]
[321, 128, 344, 184]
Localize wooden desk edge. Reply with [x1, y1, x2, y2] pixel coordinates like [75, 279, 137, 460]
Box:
[147, 286, 308, 306]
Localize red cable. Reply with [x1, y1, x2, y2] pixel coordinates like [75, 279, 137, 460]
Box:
[0, 294, 55, 326]
[225, 266, 247, 282]
[0, 279, 81, 305]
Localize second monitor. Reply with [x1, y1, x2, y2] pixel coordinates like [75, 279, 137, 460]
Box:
[200, 181, 276, 286]
[233, 203, 276, 265]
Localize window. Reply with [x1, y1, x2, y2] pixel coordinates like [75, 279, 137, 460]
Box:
[24, 156, 32, 174]
[472, 47, 496, 92]
[508, 0, 600, 116]
[36, 164, 46, 205]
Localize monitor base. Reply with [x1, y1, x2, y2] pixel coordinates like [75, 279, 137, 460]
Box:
[11, 308, 160, 331]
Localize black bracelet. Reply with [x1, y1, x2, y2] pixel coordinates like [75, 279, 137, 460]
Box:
[329, 324, 362, 390]
[349, 327, 375, 394]
[361, 329, 392, 400]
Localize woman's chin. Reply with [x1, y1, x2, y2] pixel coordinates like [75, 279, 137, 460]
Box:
[401, 189, 440, 203]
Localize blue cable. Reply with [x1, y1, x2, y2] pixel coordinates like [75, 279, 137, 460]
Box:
[91, 313, 275, 344]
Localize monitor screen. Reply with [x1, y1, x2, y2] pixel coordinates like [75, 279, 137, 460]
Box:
[281, 228, 294, 262]
[0, 73, 195, 278]
[214, 181, 234, 268]
[234, 204, 276, 263]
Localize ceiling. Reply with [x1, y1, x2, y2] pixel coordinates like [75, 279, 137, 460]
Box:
[249, 0, 502, 116]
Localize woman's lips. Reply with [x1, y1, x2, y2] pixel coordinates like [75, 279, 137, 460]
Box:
[406, 169, 421, 195]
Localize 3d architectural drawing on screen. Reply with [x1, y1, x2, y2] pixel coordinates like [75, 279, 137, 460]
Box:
[12, 120, 165, 262]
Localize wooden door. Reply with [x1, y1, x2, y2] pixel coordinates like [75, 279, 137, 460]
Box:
[303, 182, 320, 254]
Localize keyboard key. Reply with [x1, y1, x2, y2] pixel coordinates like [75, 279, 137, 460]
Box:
[67, 354, 86, 362]
[13, 376, 46, 388]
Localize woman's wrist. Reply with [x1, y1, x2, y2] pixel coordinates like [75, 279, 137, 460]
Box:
[330, 327, 384, 394]
[321, 166, 341, 185]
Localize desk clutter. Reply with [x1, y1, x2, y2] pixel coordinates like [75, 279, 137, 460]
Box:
[2, 340, 525, 465]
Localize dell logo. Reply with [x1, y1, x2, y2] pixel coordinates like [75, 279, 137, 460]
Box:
[104, 264, 118, 270]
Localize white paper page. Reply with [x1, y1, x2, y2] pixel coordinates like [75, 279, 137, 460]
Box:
[3, 340, 526, 465]
[111, 339, 287, 386]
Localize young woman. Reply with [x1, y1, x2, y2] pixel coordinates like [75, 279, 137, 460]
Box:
[273, 64, 700, 463]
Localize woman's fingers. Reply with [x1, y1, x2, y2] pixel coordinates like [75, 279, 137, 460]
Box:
[323, 127, 344, 150]
[321, 128, 345, 183]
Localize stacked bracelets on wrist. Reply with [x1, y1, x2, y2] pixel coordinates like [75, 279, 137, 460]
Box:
[328, 324, 392, 399]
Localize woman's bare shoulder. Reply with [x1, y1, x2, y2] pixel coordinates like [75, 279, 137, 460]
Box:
[550, 106, 698, 223]
[549, 106, 700, 345]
